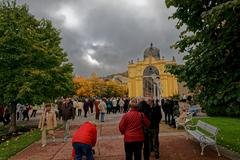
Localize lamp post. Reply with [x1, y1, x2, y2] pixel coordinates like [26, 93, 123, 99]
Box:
[143, 74, 162, 100]
[151, 74, 161, 102]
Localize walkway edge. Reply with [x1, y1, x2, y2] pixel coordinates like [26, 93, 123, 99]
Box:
[9, 140, 41, 160]
[215, 145, 240, 160]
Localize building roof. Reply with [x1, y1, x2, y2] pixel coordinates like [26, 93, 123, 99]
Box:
[144, 43, 160, 59]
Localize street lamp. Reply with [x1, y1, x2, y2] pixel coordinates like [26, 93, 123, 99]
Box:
[143, 73, 162, 100]
[151, 74, 161, 102]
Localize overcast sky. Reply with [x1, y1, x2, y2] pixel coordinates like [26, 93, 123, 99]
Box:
[18, 0, 183, 76]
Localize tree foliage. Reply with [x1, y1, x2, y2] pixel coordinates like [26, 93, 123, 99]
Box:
[165, 0, 240, 116]
[0, 1, 74, 131]
[73, 74, 128, 98]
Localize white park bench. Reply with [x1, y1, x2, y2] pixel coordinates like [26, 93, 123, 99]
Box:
[185, 120, 220, 156]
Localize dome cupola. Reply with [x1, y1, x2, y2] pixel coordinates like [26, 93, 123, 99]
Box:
[144, 43, 160, 59]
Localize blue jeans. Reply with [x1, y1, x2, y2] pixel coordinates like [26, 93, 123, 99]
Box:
[100, 112, 105, 122]
[72, 142, 93, 160]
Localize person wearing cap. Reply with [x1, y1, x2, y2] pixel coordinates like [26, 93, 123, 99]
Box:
[72, 121, 97, 160]
[119, 99, 151, 160]
[38, 103, 57, 147]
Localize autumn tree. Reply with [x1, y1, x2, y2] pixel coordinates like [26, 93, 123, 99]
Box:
[73, 75, 128, 98]
[165, 0, 240, 116]
[0, 1, 73, 132]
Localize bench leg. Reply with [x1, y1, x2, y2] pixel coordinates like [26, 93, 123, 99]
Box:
[215, 144, 221, 156]
[200, 143, 207, 156]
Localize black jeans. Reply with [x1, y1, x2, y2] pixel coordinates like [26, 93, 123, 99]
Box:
[23, 110, 29, 120]
[143, 129, 152, 160]
[124, 141, 143, 160]
[31, 110, 37, 117]
[151, 128, 160, 158]
[107, 108, 111, 114]
[84, 109, 88, 117]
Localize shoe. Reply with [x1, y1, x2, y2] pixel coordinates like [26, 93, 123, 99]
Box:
[63, 138, 68, 142]
[41, 144, 46, 147]
[52, 137, 56, 142]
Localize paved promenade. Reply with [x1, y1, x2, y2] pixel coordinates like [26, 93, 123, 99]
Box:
[10, 113, 229, 160]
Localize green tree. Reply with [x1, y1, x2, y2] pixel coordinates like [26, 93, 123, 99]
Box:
[0, 1, 73, 132]
[165, 0, 240, 116]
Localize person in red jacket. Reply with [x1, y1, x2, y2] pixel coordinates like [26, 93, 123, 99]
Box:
[72, 121, 97, 160]
[119, 98, 150, 160]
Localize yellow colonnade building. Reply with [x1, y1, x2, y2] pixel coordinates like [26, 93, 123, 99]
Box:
[128, 43, 178, 99]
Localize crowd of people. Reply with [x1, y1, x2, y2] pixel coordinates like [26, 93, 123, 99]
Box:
[1, 95, 192, 160]
[55, 97, 130, 121]
[70, 96, 193, 160]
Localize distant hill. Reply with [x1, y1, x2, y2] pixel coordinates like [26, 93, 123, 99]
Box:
[105, 71, 128, 79]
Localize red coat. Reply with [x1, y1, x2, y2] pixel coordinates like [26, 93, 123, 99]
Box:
[95, 101, 100, 113]
[119, 108, 150, 142]
[72, 121, 97, 146]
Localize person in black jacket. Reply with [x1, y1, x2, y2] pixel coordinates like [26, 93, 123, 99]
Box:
[162, 98, 169, 124]
[123, 98, 129, 113]
[168, 97, 174, 126]
[138, 97, 152, 160]
[61, 98, 75, 142]
[150, 99, 162, 159]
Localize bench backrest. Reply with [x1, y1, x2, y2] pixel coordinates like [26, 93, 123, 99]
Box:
[196, 120, 218, 135]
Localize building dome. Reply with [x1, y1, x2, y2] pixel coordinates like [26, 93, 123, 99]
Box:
[144, 43, 160, 59]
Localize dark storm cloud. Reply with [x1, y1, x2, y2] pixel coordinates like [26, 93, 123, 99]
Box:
[18, 0, 183, 76]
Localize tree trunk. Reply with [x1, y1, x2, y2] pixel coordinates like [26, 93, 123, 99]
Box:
[9, 104, 16, 133]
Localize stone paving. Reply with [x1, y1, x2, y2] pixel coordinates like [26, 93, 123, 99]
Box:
[10, 113, 230, 160]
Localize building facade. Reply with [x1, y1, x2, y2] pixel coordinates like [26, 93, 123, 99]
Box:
[128, 43, 178, 99]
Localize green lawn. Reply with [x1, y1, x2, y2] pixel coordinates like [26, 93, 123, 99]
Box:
[0, 128, 41, 160]
[193, 117, 240, 153]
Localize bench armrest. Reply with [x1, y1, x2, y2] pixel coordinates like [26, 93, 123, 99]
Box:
[185, 124, 197, 130]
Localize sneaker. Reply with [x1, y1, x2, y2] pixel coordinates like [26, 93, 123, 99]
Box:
[63, 137, 68, 142]
[41, 144, 46, 147]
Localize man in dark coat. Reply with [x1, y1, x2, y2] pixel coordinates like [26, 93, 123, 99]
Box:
[89, 99, 94, 114]
[162, 98, 169, 124]
[61, 98, 75, 142]
[123, 98, 129, 113]
[83, 99, 90, 118]
[150, 99, 162, 159]
[138, 97, 152, 160]
[57, 98, 63, 120]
